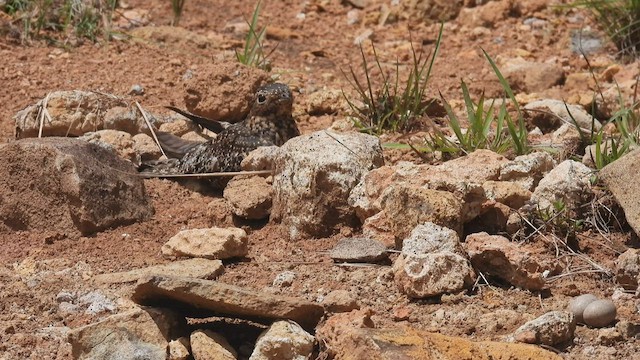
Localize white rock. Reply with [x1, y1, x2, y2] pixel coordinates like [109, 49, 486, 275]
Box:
[250, 320, 314, 360]
[499, 152, 556, 191]
[513, 311, 576, 345]
[401, 222, 463, 256]
[191, 330, 237, 360]
[530, 160, 593, 211]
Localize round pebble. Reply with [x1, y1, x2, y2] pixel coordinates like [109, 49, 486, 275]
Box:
[568, 294, 598, 323]
[583, 299, 617, 328]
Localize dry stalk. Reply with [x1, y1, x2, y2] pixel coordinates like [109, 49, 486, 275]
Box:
[135, 101, 167, 158]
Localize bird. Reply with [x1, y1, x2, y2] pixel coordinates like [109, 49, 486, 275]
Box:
[139, 83, 300, 186]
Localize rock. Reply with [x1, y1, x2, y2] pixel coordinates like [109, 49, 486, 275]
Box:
[400, 0, 465, 23]
[132, 133, 163, 162]
[513, 311, 576, 346]
[361, 211, 396, 248]
[191, 330, 237, 360]
[76, 291, 117, 315]
[168, 337, 191, 360]
[393, 251, 475, 298]
[464, 233, 551, 291]
[129, 84, 144, 95]
[273, 271, 296, 288]
[249, 320, 314, 360]
[600, 149, 640, 237]
[568, 294, 598, 323]
[321, 290, 359, 313]
[241, 146, 281, 171]
[329, 237, 388, 263]
[272, 130, 384, 239]
[181, 62, 270, 122]
[0, 138, 153, 236]
[550, 123, 583, 157]
[615, 249, 640, 290]
[161, 227, 248, 260]
[499, 151, 556, 191]
[380, 184, 463, 242]
[401, 222, 464, 256]
[482, 181, 532, 209]
[615, 320, 640, 339]
[159, 118, 200, 136]
[79, 129, 139, 164]
[596, 328, 623, 345]
[456, 0, 512, 28]
[14, 90, 131, 138]
[530, 160, 593, 211]
[348, 164, 404, 222]
[93, 258, 224, 284]
[524, 99, 601, 134]
[316, 310, 563, 360]
[223, 176, 273, 220]
[305, 88, 346, 115]
[583, 300, 617, 328]
[132, 276, 324, 330]
[500, 58, 565, 93]
[68, 306, 186, 360]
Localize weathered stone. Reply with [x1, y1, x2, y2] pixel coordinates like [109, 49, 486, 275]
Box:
[250, 320, 314, 360]
[482, 181, 532, 209]
[524, 99, 601, 134]
[191, 330, 237, 360]
[457, 0, 512, 28]
[513, 311, 576, 346]
[68, 306, 186, 360]
[0, 138, 153, 236]
[316, 309, 563, 360]
[321, 290, 360, 313]
[132, 276, 324, 330]
[93, 258, 224, 284]
[159, 118, 199, 136]
[132, 133, 163, 162]
[500, 58, 565, 93]
[241, 146, 281, 171]
[530, 160, 593, 211]
[464, 233, 550, 291]
[272, 130, 384, 239]
[401, 222, 464, 256]
[499, 152, 556, 191]
[615, 249, 640, 290]
[223, 176, 273, 220]
[305, 88, 346, 115]
[161, 227, 248, 260]
[168, 337, 191, 360]
[80, 129, 139, 164]
[380, 184, 463, 241]
[393, 251, 475, 298]
[14, 91, 132, 138]
[182, 62, 270, 122]
[330, 237, 388, 263]
[600, 149, 640, 237]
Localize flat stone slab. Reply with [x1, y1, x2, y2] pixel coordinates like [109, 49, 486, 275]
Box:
[330, 237, 389, 263]
[600, 148, 640, 237]
[132, 275, 324, 330]
[93, 259, 224, 284]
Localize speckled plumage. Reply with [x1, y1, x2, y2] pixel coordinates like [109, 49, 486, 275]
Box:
[139, 83, 299, 180]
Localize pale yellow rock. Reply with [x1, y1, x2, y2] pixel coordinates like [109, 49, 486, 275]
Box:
[161, 227, 248, 260]
[191, 330, 237, 360]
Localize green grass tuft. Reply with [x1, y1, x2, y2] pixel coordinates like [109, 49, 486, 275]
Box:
[235, 0, 274, 71]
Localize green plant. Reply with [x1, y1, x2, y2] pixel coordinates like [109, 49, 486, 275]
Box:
[529, 199, 585, 242]
[235, 0, 274, 71]
[170, 0, 186, 26]
[570, 0, 640, 58]
[2, 0, 117, 43]
[341, 23, 443, 135]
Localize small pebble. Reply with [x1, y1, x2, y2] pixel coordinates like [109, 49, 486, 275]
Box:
[129, 84, 144, 95]
[583, 299, 617, 328]
[568, 294, 598, 323]
[272, 271, 296, 288]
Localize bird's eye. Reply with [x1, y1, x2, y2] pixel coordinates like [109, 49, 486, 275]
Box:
[257, 94, 267, 104]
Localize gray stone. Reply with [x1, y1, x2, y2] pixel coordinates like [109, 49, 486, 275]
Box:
[401, 222, 463, 256]
[615, 249, 640, 290]
[272, 130, 384, 239]
[499, 152, 556, 191]
[530, 160, 593, 211]
[330, 237, 388, 263]
[132, 276, 324, 330]
[0, 138, 153, 236]
[250, 320, 314, 360]
[94, 258, 225, 284]
[513, 311, 576, 346]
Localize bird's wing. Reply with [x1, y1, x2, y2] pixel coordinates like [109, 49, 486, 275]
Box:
[156, 131, 202, 159]
[165, 106, 231, 134]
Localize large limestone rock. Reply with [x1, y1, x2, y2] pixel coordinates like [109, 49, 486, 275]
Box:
[68, 306, 186, 360]
[316, 309, 563, 360]
[93, 258, 224, 284]
[513, 311, 576, 346]
[190, 330, 237, 360]
[161, 227, 248, 260]
[600, 149, 640, 237]
[250, 320, 314, 360]
[0, 137, 153, 236]
[132, 276, 324, 330]
[272, 130, 384, 239]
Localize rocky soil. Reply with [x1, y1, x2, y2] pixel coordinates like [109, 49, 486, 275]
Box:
[1, 0, 639, 359]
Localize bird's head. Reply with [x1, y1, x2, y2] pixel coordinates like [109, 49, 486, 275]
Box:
[250, 83, 293, 117]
